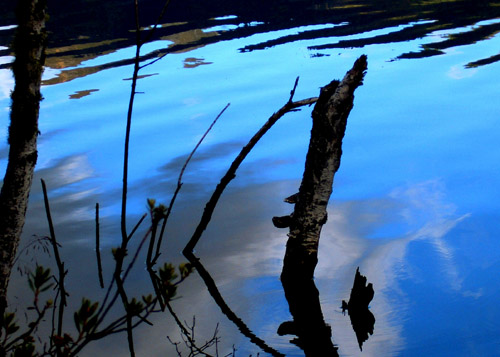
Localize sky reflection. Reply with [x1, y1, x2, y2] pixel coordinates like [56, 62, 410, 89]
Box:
[1, 1, 500, 355]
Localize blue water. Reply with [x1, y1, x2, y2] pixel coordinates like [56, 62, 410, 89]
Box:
[1, 1, 500, 356]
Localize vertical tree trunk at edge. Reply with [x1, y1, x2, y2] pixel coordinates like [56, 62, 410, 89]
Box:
[0, 0, 47, 326]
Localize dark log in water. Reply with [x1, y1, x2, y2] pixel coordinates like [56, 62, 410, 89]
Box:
[0, 0, 47, 328]
[279, 55, 367, 356]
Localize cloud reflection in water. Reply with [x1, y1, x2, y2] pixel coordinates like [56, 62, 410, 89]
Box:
[314, 179, 469, 356]
[138, 177, 471, 356]
[3, 150, 487, 356]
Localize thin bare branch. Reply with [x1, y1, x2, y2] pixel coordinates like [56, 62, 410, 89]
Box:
[166, 301, 190, 337]
[41, 179, 67, 344]
[142, 0, 173, 45]
[139, 52, 168, 70]
[127, 213, 147, 242]
[94, 221, 150, 341]
[166, 310, 220, 357]
[183, 94, 317, 255]
[95, 203, 104, 289]
[3, 303, 50, 351]
[121, 0, 143, 243]
[288, 76, 300, 103]
[115, 273, 135, 356]
[139, 0, 175, 70]
[153, 103, 231, 263]
[123, 227, 152, 283]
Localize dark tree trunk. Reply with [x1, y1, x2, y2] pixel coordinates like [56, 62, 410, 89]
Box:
[281, 55, 367, 282]
[278, 56, 367, 356]
[0, 0, 47, 326]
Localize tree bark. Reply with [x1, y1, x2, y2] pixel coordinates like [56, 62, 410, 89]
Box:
[281, 55, 367, 282]
[278, 55, 367, 356]
[0, 0, 47, 326]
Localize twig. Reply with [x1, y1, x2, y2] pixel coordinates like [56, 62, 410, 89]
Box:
[146, 267, 165, 309]
[115, 271, 135, 356]
[146, 216, 160, 268]
[3, 303, 50, 351]
[138, 0, 175, 70]
[122, 0, 174, 238]
[142, 0, 173, 45]
[95, 219, 150, 357]
[116, 1, 162, 349]
[95, 203, 104, 289]
[70, 300, 160, 356]
[40, 179, 67, 344]
[152, 103, 231, 263]
[165, 301, 190, 338]
[288, 77, 300, 103]
[123, 227, 153, 283]
[127, 213, 147, 242]
[167, 335, 182, 356]
[140, 52, 168, 70]
[166, 310, 220, 357]
[92, 215, 147, 338]
[94, 215, 146, 329]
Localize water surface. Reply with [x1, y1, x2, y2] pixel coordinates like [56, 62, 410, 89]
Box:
[1, 1, 500, 356]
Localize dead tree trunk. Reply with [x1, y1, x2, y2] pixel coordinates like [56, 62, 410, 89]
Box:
[0, 0, 47, 325]
[277, 56, 367, 356]
[280, 55, 367, 282]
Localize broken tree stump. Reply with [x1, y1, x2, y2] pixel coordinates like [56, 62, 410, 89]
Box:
[281, 55, 367, 282]
[278, 55, 367, 356]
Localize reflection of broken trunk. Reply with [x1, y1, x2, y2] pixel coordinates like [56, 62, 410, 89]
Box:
[278, 276, 339, 356]
[277, 55, 367, 356]
[342, 267, 375, 351]
[183, 54, 367, 355]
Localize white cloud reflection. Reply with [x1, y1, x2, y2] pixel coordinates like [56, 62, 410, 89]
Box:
[207, 179, 470, 356]
[448, 64, 478, 79]
[315, 180, 469, 356]
[0, 68, 14, 100]
[21, 178, 470, 356]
